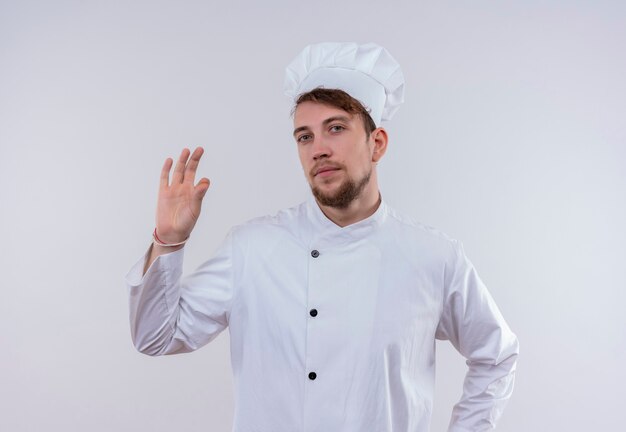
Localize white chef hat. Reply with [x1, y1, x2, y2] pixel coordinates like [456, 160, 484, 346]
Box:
[284, 42, 405, 126]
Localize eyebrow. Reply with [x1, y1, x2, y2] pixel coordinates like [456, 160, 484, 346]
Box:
[293, 115, 352, 137]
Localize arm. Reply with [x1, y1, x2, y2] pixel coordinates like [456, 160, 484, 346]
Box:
[436, 239, 519, 432]
[125, 147, 222, 355]
[125, 232, 234, 356]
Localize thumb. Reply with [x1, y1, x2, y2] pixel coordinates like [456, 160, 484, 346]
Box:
[195, 178, 211, 199]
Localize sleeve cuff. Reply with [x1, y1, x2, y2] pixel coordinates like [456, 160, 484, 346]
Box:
[125, 243, 185, 288]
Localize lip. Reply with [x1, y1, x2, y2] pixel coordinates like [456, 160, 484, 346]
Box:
[314, 166, 340, 177]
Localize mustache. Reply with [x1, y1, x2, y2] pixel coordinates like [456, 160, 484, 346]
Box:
[310, 162, 344, 177]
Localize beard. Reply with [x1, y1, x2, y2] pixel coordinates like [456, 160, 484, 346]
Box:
[311, 168, 372, 209]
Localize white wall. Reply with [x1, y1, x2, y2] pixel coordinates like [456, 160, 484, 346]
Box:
[1, 1, 625, 431]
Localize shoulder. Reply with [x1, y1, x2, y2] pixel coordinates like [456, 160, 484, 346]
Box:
[229, 201, 307, 241]
[384, 203, 457, 244]
[382, 203, 459, 258]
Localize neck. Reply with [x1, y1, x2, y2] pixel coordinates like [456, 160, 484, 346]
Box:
[315, 181, 382, 228]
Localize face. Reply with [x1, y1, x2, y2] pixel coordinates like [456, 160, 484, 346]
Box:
[293, 101, 382, 209]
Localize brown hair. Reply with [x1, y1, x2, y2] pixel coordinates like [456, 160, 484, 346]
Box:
[292, 87, 377, 136]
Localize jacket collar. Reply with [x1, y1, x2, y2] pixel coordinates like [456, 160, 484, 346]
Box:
[304, 192, 388, 246]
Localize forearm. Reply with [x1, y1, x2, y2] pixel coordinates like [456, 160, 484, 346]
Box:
[127, 245, 189, 356]
[126, 232, 235, 357]
[143, 242, 184, 276]
[448, 348, 518, 431]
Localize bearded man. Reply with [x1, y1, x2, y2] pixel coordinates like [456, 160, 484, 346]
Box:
[126, 42, 519, 432]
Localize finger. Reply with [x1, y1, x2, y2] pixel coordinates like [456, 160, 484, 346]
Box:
[172, 148, 190, 184]
[194, 177, 211, 199]
[183, 147, 205, 185]
[160, 157, 173, 189]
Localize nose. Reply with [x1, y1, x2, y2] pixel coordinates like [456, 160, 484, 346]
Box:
[311, 136, 332, 161]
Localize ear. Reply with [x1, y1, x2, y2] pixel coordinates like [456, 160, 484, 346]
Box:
[370, 127, 388, 162]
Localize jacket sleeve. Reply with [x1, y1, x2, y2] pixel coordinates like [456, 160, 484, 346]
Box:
[436, 239, 519, 432]
[125, 230, 235, 356]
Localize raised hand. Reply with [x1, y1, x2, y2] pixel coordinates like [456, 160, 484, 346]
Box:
[155, 147, 210, 244]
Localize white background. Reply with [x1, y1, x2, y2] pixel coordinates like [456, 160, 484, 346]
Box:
[1, 1, 625, 431]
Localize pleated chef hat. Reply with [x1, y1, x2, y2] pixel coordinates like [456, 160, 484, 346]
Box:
[284, 42, 405, 126]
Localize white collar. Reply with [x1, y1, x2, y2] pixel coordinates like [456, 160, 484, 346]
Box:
[304, 193, 388, 245]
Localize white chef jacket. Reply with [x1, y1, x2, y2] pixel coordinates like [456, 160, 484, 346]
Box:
[126, 195, 519, 432]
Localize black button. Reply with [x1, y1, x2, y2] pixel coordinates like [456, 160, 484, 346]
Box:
[309, 308, 318, 317]
[311, 250, 320, 258]
[308, 372, 317, 380]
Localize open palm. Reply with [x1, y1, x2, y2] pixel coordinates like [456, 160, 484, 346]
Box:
[155, 147, 210, 244]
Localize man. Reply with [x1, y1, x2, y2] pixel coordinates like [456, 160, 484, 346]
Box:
[126, 42, 519, 432]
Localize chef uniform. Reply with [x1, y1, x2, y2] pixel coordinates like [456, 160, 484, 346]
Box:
[126, 42, 519, 432]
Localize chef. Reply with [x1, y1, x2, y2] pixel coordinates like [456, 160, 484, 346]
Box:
[126, 42, 519, 432]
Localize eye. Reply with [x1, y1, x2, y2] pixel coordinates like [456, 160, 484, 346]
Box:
[330, 125, 345, 133]
[297, 134, 312, 143]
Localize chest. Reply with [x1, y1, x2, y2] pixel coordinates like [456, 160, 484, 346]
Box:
[235, 235, 444, 347]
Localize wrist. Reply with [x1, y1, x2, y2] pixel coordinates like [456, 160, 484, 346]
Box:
[153, 227, 189, 247]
